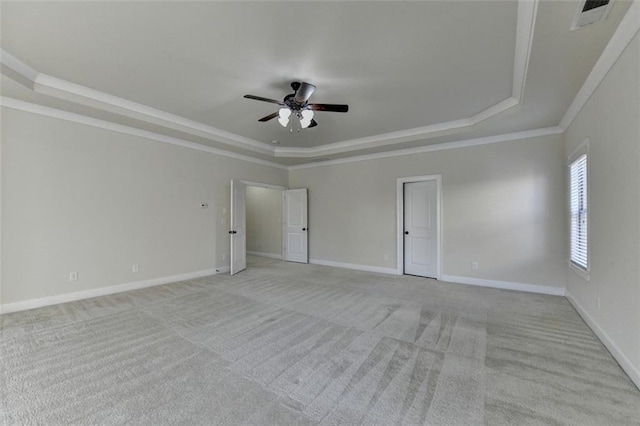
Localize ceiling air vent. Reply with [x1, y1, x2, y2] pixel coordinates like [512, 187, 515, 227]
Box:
[571, 0, 614, 30]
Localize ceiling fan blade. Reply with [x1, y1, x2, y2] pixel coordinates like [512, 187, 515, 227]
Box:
[308, 119, 318, 128]
[294, 82, 316, 104]
[258, 111, 279, 122]
[310, 103, 349, 113]
[244, 94, 283, 105]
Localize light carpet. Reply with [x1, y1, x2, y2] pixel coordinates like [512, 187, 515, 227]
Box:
[1, 256, 639, 425]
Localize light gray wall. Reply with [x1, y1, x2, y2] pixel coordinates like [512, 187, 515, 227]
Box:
[1, 108, 287, 305]
[564, 31, 640, 377]
[246, 186, 282, 257]
[289, 134, 567, 290]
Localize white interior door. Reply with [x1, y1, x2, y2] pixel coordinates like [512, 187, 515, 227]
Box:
[404, 181, 438, 278]
[284, 188, 308, 263]
[230, 180, 246, 275]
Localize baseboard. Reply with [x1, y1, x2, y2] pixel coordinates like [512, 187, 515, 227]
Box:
[215, 265, 230, 274]
[440, 274, 566, 296]
[309, 258, 397, 275]
[566, 292, 640, 391]
[0, 267, 221, 315]
[247, 251, 283, 260]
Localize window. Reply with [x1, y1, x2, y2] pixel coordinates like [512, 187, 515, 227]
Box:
[569, 151, 588, 271]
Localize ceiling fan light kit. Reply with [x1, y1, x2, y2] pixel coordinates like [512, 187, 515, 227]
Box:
[299, 109, 314, 128]
[278, 107, 291, 127]
[244, 81, 348, 131]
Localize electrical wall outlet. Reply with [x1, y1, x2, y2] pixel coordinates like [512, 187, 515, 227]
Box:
[472, 261, 479, 270]
[222, 253, 227, 260]
[69, 271, 78, 281]
[383, 254, 389, 261]
[132, 264, 139, 273]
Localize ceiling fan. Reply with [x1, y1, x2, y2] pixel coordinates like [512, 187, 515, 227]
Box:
[244, 82, 348, 130]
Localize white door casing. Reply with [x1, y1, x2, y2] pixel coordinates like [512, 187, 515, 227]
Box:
[230, 180, 247, 275]
[397, 176, 441, 279]
[284, 188, 308, 263]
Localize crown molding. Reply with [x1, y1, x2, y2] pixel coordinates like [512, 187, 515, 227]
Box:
[0, 97, 288, 170]
[0, 49, 38, 90]
[559, 0, 640, 130]
[1, 96, 562, 173]
[32, 73, 275, 156]
[0, 49, 274, 156]
[288, 127, 564, 171]
[0, 0, 537, 160]
[2, 95, 563, 172]
[512, 0, 538, 101]
[275, 97, 520, 158]
[0, 0, 634, 170]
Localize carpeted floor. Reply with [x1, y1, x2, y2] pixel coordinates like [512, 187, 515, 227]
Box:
[1, 256, 639, 425]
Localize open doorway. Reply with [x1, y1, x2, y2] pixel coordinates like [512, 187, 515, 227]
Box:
[246, 186, 283, 260]
[229, 180, 308, 275]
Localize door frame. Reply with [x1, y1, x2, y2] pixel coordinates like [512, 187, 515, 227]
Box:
[231, 180, 287, 272]
[282, 188, 309, 263]
[241, 180, 287, 191]
[396, 175, 442, 279]
[230, 180, 247, 275]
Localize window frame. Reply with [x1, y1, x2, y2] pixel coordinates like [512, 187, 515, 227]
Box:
[568, 139, 590, 281]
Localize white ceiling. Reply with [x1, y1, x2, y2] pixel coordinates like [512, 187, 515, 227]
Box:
[0, 1, 632, 166]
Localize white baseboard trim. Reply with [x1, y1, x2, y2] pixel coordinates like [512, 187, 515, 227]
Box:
[566, 292, 640, 391]
[309, 258, 397, 275]
[0, 268, 221, 315]
[440, 274, 566, 296]
[247, 251, 283, 260]
[215, 265, 230, 274]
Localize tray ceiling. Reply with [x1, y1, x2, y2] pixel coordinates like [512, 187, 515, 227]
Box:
[0, 1, 633, 166]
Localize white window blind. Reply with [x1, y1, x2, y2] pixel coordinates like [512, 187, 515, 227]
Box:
[570, 154, 588, 270]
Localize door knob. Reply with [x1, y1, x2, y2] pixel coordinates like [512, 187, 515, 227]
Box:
[302, 228, 307, 231]
[404, 231, 409, 235]
[229, 230, 237, 234]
